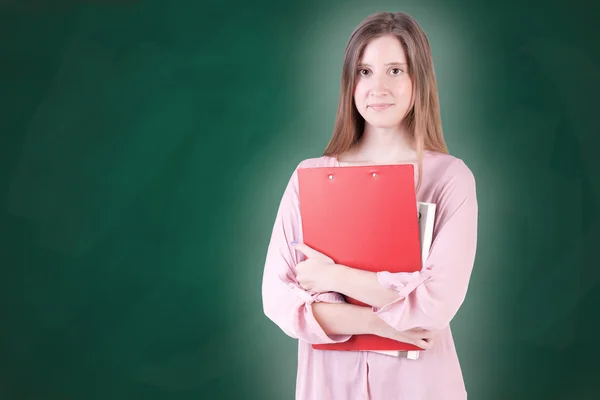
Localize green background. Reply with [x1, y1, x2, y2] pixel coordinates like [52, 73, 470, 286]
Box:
[1, 0, 599, 398]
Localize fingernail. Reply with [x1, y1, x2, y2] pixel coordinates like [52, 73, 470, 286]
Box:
[290, 241, 298, 246]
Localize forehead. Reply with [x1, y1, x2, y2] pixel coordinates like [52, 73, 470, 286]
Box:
[359, 35, 406, 63]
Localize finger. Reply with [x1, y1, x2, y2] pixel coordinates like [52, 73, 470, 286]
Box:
[404, 331, 434, 348]
[291, 241, 319, 257]
[291, 241, 333, 262]
[420, 330, 436, 340]
[409, 334, 433, 349]
[408, 328, 436, 339]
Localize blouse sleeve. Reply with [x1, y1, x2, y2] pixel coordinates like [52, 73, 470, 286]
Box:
[261, 162, 352, 344]
[373, 159, 479, 331]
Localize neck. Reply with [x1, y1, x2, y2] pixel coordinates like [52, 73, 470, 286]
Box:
[353, 124, 417, 163]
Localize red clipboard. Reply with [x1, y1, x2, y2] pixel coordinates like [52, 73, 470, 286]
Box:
[297, 164, 423, 352]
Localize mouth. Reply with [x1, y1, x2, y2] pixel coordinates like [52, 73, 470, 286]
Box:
[368, 103, 394, 110]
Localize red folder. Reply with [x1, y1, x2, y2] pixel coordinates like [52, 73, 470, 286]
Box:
[297, 164, 423, 352]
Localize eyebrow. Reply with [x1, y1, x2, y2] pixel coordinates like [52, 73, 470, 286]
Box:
[357, 62, 407, 67]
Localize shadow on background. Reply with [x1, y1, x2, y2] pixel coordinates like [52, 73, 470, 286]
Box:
[0, 0, 599, 399]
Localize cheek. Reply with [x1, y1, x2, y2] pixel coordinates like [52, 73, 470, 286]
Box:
[395, 80, 412, 96]
[353, 83, 367, 105]
[393, 81, 414, 110]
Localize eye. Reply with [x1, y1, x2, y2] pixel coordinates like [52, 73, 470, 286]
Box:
[390, 68, 403, 75]
[357, 68, 370, 76]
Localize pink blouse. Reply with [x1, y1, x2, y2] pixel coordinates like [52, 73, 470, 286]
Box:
[261, 152, 478, 399]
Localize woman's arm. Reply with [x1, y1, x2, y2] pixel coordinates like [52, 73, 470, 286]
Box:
[310, 301, 383, 336]
[326, 159, 478, 332]
[328, 266, 401, 309]
[262, 161, 353, 344]
[311, 302, 436, 348]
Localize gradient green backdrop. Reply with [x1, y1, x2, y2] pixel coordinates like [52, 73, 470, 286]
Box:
[1, 0, 599, 399]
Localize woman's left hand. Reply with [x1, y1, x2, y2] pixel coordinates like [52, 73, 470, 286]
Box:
[292, 242, 343, 293]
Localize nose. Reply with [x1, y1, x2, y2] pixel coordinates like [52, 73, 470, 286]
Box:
[369, 74, 389, 96]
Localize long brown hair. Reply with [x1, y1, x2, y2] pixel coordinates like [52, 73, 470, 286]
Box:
[322, 12, 448, 192]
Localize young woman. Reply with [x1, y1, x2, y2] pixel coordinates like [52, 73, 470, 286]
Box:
[261, 11, 478, 400]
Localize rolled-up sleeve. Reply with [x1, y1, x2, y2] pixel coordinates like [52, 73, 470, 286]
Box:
[261, 162, 352, 344]
[373, 159, 479, 331]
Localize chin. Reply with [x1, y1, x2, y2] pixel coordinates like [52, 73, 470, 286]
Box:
[362, 118, 403, 129]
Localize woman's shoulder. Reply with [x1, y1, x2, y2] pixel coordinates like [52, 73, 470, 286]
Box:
[295, 155, 337, 169]
[423, 151, 477, 198]
[282, 156, 336, 187]
[425, 151, 475, 180]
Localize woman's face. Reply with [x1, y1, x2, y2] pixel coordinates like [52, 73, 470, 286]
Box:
[353, 35, 413, 130]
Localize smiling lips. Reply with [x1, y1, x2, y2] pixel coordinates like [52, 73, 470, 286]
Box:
[368, 103, 394, 111]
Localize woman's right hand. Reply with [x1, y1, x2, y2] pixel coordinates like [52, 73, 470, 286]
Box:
[373, 319, 437, 350]
[394, 327, 437, 350]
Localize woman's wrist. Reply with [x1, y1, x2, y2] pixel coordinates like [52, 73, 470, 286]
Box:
[366, 310, 397, 338]
[311, 302, 383, 336]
